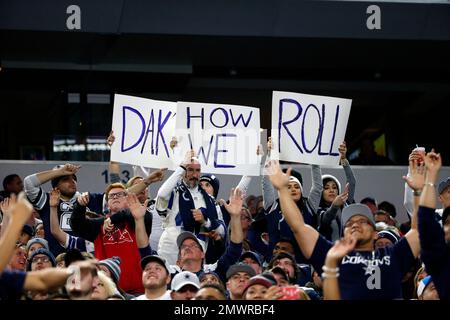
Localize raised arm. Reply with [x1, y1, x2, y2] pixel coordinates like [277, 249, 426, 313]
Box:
[262, 138, 278, 211]
[0, 193, 33, 275]
[220, 188, 244, 244]
[307, 164, 323, 213]
[403, 149, 425, 217]
[417, 150, 447, 275]
[267, 160, 319, 259]
[24, 163, 81, 208]
[127, 168, 167, 195]
[24, 259, 97, 292]
[339, 142, 356, 203]
[402, 158, 427, 258]
[49, 188, 68, 247]
[127, 193, 150, 249]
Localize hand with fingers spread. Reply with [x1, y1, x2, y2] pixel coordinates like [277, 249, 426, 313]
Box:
[325, 236, 357, 265]
[49, 188, 61, 208]
[127, 193, 146, 221]
[402, 160, 426, 192]
[77, 192, 89, 207]
[191, 208, 205, 224]
[220, 188, 244, 217]
[0, 197, 12, 219]
[331, 183, 349, 207]
[266, 160, 290, 190]
[106, 130, 115, 147]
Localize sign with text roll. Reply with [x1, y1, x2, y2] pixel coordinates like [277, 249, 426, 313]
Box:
[111, 94, 176, 169]
[271, 91, 352, 167]
[175, 101, 260, 176]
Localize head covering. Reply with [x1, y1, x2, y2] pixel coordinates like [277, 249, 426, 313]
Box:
[360, 197, 377, 207]
[270, 267, 289, 282]
[51, 165, 77, 188]
[199, 174, 220, 198]
[341, 203, 376, 231]
[243, 274, 276, 294]
[99, 256, 122, 284]
[198, 270, 221, 283]
[239, 251, 263, 266]
[177, 231, 205, 252]
[28, 248, 56, 270]
[417, 275, 433, 297]
[226, 263, 256, 280]
[171, 271, 200, 291]
[26, 237, 49, 252]
[322, 174, 341, 194]
[288, 176, 303, 192]
[438, 177, 450, 195]
[140, 255, 170, 274]
[21, 225, 34, 237]
[283, 168, 303, 187]
[377, 229, 400, 245]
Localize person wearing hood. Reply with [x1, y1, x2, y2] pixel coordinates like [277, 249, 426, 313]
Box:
[261, 137, 323, 263]
[317, 141, 357, 241]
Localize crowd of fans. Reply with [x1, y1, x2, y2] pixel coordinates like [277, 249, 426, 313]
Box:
[0, 134, 448, 301]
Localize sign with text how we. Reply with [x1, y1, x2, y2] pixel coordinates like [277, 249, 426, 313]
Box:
[272, 91, 352, 167]
[175, 101, 261, 176]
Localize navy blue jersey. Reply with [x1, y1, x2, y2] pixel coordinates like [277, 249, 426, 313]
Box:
[30, 189, 103, 256]
[0, 270, 26, 300]
[310, 235, 415, 300]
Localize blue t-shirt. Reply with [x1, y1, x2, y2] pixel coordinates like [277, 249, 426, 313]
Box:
[310, 235, 415, 300]
[0, 270, 26, 300]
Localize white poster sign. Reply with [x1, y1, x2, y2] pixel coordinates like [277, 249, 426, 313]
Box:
[175, 101, 261, 176]
[271, 91, 352, 166]
[111, 94, 176, 169]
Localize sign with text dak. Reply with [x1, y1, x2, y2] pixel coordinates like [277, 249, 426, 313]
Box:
[110, 94, 176, 169]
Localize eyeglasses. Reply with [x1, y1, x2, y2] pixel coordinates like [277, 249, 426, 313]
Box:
[108, 191, 127, 200]
[180, 243, 201, 250]
[345, 218, 371, 228]
[31, 256, 50, 263]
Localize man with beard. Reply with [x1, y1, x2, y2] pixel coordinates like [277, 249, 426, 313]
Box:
[133, 255, 172, 300]
[155, 151, 224, 265]
[267, 160, 420, 299]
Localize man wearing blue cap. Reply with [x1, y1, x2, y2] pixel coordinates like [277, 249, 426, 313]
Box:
[266, 160, 420, 300]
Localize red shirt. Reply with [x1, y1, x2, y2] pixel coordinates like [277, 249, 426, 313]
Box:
[94, 220, 144, 294]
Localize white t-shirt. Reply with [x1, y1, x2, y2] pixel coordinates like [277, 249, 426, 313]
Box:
[132, 290, 172, 300]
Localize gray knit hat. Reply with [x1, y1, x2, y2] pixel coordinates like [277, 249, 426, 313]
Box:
[26, 237, 49, 253]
